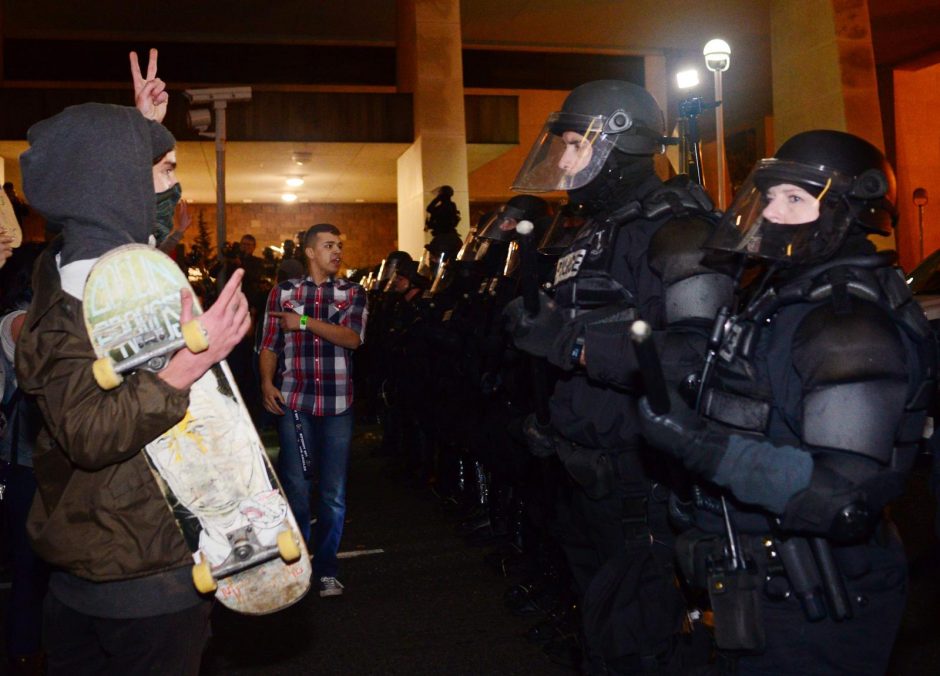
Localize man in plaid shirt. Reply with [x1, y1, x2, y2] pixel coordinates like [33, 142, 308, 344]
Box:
[260, 223, 367, 597]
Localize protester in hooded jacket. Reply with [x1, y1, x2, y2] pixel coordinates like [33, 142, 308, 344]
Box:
[15, 98, 250, 674]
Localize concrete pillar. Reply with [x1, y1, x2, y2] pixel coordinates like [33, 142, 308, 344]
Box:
[396, 0, 470, 259]
[769, 0, 883, 150]
[894, 62, 940, 270]
[770, 0, 893, 251]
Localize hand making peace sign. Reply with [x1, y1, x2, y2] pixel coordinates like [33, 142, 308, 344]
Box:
[130, 48, 168, 123]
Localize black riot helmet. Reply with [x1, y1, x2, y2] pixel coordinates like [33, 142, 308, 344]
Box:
[512, 80, 665, 193]
[707, 130, 897, 266]
[477, 195, 550, 242]
[376, 250, 413, 291]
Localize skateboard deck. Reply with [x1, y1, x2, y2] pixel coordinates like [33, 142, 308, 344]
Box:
[0, 189, 22, 269]
[83, 244, 311, 615]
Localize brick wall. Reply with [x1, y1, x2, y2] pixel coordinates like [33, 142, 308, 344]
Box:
[181, 202, 399, 270]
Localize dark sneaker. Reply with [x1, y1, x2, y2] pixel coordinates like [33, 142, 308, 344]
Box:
[319, 576, 344, 597]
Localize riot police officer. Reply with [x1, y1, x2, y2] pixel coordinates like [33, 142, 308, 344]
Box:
[639, 130, 935, 674]
[505, 80, 733, 672]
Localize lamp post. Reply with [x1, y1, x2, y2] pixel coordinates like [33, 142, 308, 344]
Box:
[914, 187, 928, 261]
[703, 39, 731, 210]
[184, 87, 252, 290]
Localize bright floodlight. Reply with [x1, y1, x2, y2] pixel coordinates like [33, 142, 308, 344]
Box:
[286, 177, 305, 187]
[676, 69, 700, 89]
[281, 193, 298, 203]
[703, 39, 731, 72]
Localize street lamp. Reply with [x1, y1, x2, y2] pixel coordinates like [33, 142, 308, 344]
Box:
[703, 39, 731, 210]
[184, 86, 252, 288]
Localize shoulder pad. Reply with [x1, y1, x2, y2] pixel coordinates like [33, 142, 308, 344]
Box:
[649, 215, 721, 282]
[641, 175, 717, 221]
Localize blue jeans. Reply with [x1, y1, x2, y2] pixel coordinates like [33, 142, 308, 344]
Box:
[276, 409, 353, 579]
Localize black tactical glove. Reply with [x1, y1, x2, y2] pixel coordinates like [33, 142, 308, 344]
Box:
[522, 413, 557, 458]
[642, 393, 818, 517]
[503, 291, 563, 358]
[638, 391, 726, 479]
[545, 302, 638, 374]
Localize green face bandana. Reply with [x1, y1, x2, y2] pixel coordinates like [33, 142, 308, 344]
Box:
[153, 182, 182, 243]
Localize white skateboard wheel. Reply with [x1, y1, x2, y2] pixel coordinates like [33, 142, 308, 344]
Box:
[92, 357, 123, 390]
[192, 561, 218, 594]
[277, 530, 301, 564]
[182, 319, 209, 353]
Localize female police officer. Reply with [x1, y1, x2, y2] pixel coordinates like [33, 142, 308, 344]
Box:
[639, 130, 935, 674]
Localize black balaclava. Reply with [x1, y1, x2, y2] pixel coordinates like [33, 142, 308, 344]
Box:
[567, 152, 657, 215]
[154, 183, 182, 243]
[20, 103, 176, 265]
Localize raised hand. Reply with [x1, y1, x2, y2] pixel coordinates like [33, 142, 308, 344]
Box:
[159, 269, 250, 390]
[130, 48, 168, 123]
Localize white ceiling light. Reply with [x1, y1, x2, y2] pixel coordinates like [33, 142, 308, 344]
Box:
[286, 177, 305, 187]
[281, 193, 298, 203]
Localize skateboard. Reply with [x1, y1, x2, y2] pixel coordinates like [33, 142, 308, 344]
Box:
[83, 244, 311, 615]
[0, 189, 22, 269]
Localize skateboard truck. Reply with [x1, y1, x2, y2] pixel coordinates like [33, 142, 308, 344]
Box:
[93, 319, 209, 389]
[192, 526, 301, 594]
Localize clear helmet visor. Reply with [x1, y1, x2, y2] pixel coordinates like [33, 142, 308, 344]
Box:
[511, 112, 620, 193]
[430, 260, 453, 294]
[478, 211, 524, 242]
[706, 159, 854, 264]
[417, 249, 443, 280]
[503, 240, 520, 278]
[456, 228, 491, 262]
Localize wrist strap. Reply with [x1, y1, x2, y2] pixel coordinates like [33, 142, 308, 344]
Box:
[300, 314, 308, 331]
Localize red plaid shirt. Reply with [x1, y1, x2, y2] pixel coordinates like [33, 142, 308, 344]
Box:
[260, 276, 368, 415]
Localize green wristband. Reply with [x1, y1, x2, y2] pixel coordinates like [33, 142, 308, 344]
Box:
[299, 314, 308, 331]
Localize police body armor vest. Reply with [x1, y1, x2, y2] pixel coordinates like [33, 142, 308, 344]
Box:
[551, 176, 716, 314]
[701, 253, 935, 472]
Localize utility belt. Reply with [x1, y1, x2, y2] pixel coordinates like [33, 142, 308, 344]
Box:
[675, 525, 888, 652]
[554, 437, 670, 543]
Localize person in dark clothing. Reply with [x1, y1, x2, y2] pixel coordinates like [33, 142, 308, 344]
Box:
[426, 185, 463, 261]
[639, 130, 934, 675]
[15, 55, 250, 673]
[0, 244, 49, 676]
[504, 79, 733, 673]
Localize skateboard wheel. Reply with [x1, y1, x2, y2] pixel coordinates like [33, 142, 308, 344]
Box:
[182, 320, 209, 353]
[277, 530, 301, 564]
[92, 357, 123, 390]
[192, 561, 217, 594]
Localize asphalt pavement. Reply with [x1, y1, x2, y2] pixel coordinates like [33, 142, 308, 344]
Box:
[2, 423, 940, 674]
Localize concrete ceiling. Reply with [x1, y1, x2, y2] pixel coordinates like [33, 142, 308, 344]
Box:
[2, 0, 936, 204]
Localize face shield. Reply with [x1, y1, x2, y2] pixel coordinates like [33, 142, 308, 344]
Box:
[430, 259, 453, 295]
[706, 159, 858, 265]
[417, 249, 444, 282]
[478, 209, 525, 243]
[511, 112, 624, 193]
[537, 210, 590, 256]
[376, 256, 410, 291]
[503, 240, 520, 278]
[455, 228, 491, 263]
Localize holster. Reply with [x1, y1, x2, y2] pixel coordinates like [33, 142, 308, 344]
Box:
[555, 439, 615, 499]
[707, 564, 766, 652]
